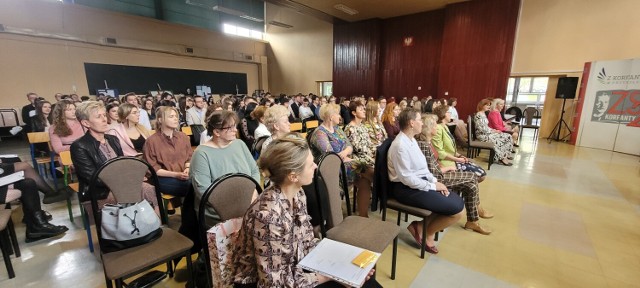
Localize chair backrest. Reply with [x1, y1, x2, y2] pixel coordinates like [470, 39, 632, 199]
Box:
[305, 120, 319, 130]
[314, 153, 348, 235]
[0, 109, 19, 127]
[522, 107, 539, 126]
[27, 132, 50, 144]
[181, 126, 193, 136]
[59, 150, 72, 166]
[252, 136, 269, 158]
[373, 138, 393, 208]
[87, 157, 164, 247]
[201, 173, 262, 222]
[467, 115, 476, 143]
[505, 106, 523, 122]
[290, 122, 303, 132]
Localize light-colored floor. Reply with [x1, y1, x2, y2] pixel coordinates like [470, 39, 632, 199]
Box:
[1, 129, 639, 288]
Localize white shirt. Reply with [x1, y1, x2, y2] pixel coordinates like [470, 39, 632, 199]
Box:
[299, 105, 314, 120]
[138, 109, 152, 130]
[200, 130, 212, 145]
[448, 106, 459, 120]
[254, 123, 271, 139]
[388, 131, 437, 191]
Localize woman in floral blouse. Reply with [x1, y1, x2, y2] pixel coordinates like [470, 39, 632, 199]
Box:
[363, 100, 387, 147]
[232, 135, 330, 287]
[344, 100, 375, 217]
[309, 103, 355, 182]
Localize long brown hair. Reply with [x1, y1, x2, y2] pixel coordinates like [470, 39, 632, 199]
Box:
[52, 99, 75, 136]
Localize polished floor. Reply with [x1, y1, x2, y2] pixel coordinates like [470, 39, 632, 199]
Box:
[0, 129, 639, 288]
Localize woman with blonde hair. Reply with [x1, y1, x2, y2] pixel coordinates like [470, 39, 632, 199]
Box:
[50, 99, 84, 154]
[488, 98, 519, 146]
[474, 99, 514, 166]
[233, 135, 375, 287]
[417, 114, 492, 235]
[261, 104, 291, 150]
[143, 106, 193, 197]
[106, 103, 150, 156]
[363, 100, 387, 147]
[381, 102, 401, 138]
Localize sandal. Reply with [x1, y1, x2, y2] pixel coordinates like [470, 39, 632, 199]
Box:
[406, 221, 422, 247]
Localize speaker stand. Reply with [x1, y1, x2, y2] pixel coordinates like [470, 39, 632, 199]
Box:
[547, 98, 572, 142]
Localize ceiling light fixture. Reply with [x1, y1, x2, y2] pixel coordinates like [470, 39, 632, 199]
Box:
[334, 4, 358, 15]
[268, 20, 293, 29]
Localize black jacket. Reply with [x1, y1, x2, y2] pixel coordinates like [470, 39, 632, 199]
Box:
[70, 132, 123, 202]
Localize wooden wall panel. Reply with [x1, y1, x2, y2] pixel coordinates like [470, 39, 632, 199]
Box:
[380, 10, 444, 99]
[333, 19, 382, 99]
[438, 0, 521, 120]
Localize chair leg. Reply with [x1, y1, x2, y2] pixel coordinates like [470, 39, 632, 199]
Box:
[83, 209, 94, 253]
[0, 231, 16, 279]
[352, 186, 357, 214]
[66, 198, 74, 223]
[405, 213, 408, 223]
[185, 251, 194, 288]
[167, 260, 174, 278]
[105, 278, 113, 288]
[396, 211, 402, 226]
[7, 219, 20, 258]
[115, 278, 124, 288]
[420, 220, 427, 259]
[382, 207, 387, 221]
[391, 236, 398, 280]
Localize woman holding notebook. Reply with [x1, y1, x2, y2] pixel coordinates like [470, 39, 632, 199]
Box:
[232, 134, 375, 288]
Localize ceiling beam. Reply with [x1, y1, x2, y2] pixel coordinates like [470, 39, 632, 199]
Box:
[263, 0, 346, 24]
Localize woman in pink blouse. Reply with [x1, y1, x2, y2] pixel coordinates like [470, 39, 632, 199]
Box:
[49, 99, 85, 154]
[487, 98, 519, 146]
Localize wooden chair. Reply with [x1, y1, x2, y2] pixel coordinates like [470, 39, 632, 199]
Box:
[315, 152, 401, 279]
[198, 173, 262, 288]
[251, 136, 269, 160]
[26, 132, 57, 180]
[0, 191, 21, 279]
[304, 120, 319, 132]
[88, 157, 194, 288]
[59, 150, 95, 251]
[290, 122, 303, 132]
[181, 126, 192, 136]
[466, 115, 495, 170]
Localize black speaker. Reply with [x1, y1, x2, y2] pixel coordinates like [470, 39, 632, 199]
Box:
[556, 77, 578, 99]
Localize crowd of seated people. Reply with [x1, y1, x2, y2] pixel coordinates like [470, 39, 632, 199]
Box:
[474, 99, 515, 166]
[10, 90, 512, 286]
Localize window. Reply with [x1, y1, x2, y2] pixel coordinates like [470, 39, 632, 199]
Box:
[223, 23, 263, 40]
[506, 77, 548, 105]
[318, 81, 333, 97]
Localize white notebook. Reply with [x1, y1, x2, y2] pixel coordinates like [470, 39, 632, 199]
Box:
[0, 171, 25, 187]
[297, 238, 380, 288]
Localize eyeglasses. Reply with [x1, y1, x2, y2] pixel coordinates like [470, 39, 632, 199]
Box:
[216, 126, 236, 131]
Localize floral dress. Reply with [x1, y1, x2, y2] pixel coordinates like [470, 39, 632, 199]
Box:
[474, 112, 513, 161]
[344, 122, 376, 171]
[309, 125, 356, 183]
[363, 121, 388, 148]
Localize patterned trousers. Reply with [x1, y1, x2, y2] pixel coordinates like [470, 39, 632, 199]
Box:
[439, 171, 480, 222]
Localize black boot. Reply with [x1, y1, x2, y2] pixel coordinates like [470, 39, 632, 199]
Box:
[25, 210, 69, 243]
[42, 186, 74, 204]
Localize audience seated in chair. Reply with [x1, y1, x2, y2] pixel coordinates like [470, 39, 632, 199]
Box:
[388, 109, 464, 254]
[343, 100, 375, 217]
[474, 99, 514, 166]
[431, 105, 487, 181]
[70, 101, 158, 213]
[106, 103, 151, 156]
[260, 105, 291, 151]
[488, 98, 519, 146]
[381, 102, 401, 138]
[190, 110, 260, 226]
[418, 114, 493, 235]
[251, 105, 270, 140]
[50, 99, 84, 154]
[0, 160, 68, 242]
[232, 136, 376, 287]
[143, 106, 193, 197]
[199, 103, 223, 144]
[363, 100, 388, 148]
[238, 102, 259, 150]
